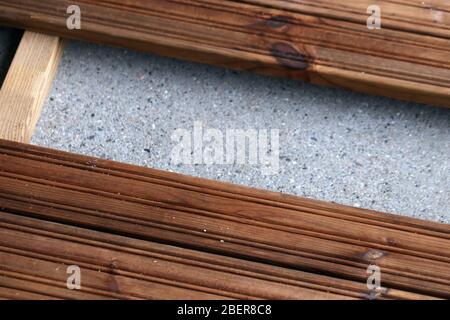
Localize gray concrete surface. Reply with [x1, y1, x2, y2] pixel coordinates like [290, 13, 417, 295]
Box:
[3, 34, 448, 223]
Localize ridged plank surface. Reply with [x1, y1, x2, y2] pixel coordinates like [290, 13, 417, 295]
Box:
[0, 140, 448, 299]
[0, 0, 449, 107]
[0, 211, 374, 300]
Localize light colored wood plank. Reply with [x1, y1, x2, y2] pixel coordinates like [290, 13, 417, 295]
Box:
[0, 31, 63, 143]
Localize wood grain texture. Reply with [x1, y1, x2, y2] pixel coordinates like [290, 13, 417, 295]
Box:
[3, 211, 399, 300]
[243, 0, 450, 37]
[0, 139, 448, 299]
[0, 0, 449, 107]
[0, 31, 63, 143]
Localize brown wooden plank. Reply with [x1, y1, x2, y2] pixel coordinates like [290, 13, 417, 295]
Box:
[0, 31, 63, 142]
[0, 211, 382, 300]
[0, 1, 449, 107]
[0, 139, 447, 299]
[243, 0, 450, 37]
[0, 285, 60, 300]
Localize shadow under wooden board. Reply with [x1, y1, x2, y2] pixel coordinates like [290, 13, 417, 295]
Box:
[0, 0, 449, 107]
[0, 139, 449, 299]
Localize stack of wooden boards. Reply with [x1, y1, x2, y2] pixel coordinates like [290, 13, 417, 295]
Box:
[0, 0, 450, 107]
[0, 0, 449, 300]
[0, 139, 449, 299]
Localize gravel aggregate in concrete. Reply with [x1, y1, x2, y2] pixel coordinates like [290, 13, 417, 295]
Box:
[16, 39, 450, 224]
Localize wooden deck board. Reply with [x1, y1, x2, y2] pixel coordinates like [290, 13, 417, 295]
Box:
[0, 210, 363, 300]
[0, 0, 449, 107]
[0, 31, 63, 143]
[0, 139, 448, 299]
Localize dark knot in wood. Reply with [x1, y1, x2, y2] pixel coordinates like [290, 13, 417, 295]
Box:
[270, 42, 309, 70]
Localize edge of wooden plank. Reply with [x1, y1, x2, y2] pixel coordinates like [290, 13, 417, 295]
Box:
[0, 31, 64, 143]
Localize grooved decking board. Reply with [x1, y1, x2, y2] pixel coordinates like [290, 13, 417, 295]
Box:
[243, 0, 450, 37]
[0, 1, 450, 107]
[0, 31, 63, 143]
[1, 212, 367, 300]
[0, 140, 448, 299]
